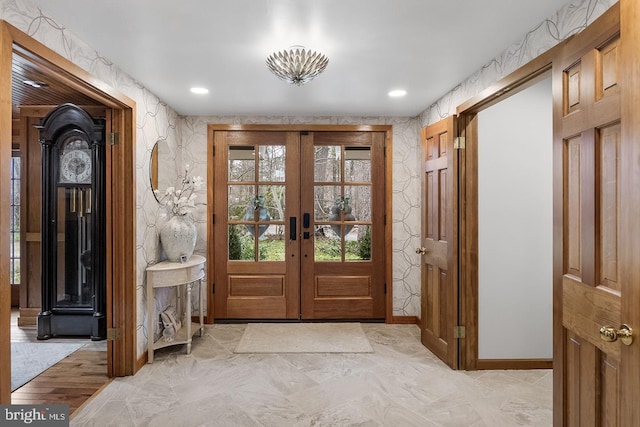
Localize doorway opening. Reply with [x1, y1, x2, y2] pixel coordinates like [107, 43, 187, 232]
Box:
[1, 21, 137, 404]
[475, 73, 553, 367]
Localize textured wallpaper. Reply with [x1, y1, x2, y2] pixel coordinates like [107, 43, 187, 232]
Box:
[420, 0, 617, 126]
[1, 0, 617, 359]
[1, 0, 180, 358]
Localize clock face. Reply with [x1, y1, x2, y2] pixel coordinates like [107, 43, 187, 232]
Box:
[60, 149, 92, 184]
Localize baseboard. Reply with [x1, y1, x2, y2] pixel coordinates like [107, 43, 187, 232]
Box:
[390, 316, 420, 325]
[17, 307, 40, 326]
[476, 359, 553, 370]
[135, 352, 148, 372]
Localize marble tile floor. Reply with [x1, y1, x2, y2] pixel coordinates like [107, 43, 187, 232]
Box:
[71, 324, 552, 427]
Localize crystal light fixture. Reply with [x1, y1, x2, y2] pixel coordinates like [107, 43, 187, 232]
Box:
[265, 45, 329, 86]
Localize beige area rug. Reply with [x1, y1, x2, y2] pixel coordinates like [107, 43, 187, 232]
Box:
[234, 323, 373, 353]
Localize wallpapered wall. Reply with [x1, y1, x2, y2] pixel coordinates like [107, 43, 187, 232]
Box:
[180, 115, 422, 320]
[1, 0, 180, 358]
[420, 0, 616, 126]
[2, 0, 616, 358]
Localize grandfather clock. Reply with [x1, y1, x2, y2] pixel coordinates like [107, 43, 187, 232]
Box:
[37, 104, 106, 340]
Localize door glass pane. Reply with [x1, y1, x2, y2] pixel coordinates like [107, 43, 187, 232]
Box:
[258, 185, 285, 221]
[259, 145, 285, 182]
[314, 225, 341, 261]
[314, 145, 341, 182]
[259, 224, 286, 261]
[344, 186, 371, 222]
[345, 225, 371, 261]
[345, 147, 371, 182]
[56, 187, 92, 308]
[228, 224, 255, 261]
[228, 146, 255, 181]
[228, 185, 255, 220]
[314, 185, 341, 221]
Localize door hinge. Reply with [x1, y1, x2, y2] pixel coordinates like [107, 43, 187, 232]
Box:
[213, 145, 216, 156]
[454, 137, 465, 149]
[384, 214, 387, 225]
[212, 283, 215, 294]
[453, 326, 466, 339]
[107, 328, 120, 341]
[212, 214, 215, 224]
[107, 132, 119, 145]
[384, 283, 387, 294]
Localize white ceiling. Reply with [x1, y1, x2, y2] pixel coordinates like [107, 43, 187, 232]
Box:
[31, 0, 563, 117]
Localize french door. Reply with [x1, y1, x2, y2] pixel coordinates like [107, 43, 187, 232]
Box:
[212, 129, 386, 320]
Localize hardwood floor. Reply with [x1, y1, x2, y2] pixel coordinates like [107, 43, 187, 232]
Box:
[10, 308, 110, 415]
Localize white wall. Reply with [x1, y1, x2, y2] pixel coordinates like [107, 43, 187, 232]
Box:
[477, 77, 553, 359]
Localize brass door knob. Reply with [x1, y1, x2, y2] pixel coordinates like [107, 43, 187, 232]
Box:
[599, 324, 633, 346]
[415, 247, 428, 255]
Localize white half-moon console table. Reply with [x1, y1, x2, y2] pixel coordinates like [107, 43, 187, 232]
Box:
[146, 254, 205, 363]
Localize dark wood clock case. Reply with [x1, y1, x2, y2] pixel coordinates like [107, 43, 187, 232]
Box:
[36, 103, 106, 340]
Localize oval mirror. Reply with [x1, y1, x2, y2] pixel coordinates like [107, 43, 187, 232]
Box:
[150, 139, 174, 203]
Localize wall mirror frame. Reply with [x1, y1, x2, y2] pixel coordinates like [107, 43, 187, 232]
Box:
[150, 138, 175, 202]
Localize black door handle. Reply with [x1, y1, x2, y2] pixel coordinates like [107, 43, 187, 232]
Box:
[290, 217, 296, 240]
[303, 213, 310, 228]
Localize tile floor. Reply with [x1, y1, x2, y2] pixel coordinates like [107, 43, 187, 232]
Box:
[71, 324, 552, 426]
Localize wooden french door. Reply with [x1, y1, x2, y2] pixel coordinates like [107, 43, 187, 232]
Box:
[212, 129, 385, 320]
[213, 131, 300, 319]
[300, 131, 385, 319]
[419, 116, 459, 369]
[554, 2, 640, 425]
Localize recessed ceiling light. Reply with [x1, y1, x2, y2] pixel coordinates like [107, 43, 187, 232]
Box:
[23, 80, 48, 88]
[190, 87, 209, 95]
[388, 90, 407, 97]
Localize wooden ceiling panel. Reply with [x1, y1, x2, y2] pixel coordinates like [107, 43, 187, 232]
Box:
[11, 52, 102, 118]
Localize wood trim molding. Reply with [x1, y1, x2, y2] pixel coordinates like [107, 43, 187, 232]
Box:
[476, 359, 553, 370]
[206, 129, 215, 323]
[135, 353, 148, 373]
[391, 316, 419, 325]
[384, 128, 393, 323]
[6, 23, 135, 109]
[17, 105, 107, 118]
[208, 124, 392, 132]
[456, 114, 478, 371]
[0, 21, 15, 404]
[17, 307, 40, 326]
[0, 20, 137, 402]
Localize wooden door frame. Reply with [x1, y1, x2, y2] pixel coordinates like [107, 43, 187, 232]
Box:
[0, 21, 137, 403]
[455, 4, 620, 372]
[207, 124, 393, 323]
[456, 53, 558, 371]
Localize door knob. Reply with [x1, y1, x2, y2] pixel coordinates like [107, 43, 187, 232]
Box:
[599, 324, 633, 346]
[415, 247, 428, 255]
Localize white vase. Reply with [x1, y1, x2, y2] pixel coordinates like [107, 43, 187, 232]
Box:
[160, 215, 197, 262]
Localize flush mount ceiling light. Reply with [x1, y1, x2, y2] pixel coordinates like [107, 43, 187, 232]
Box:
[265, 45, 329, 86]
[23, 80, 48, 88]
